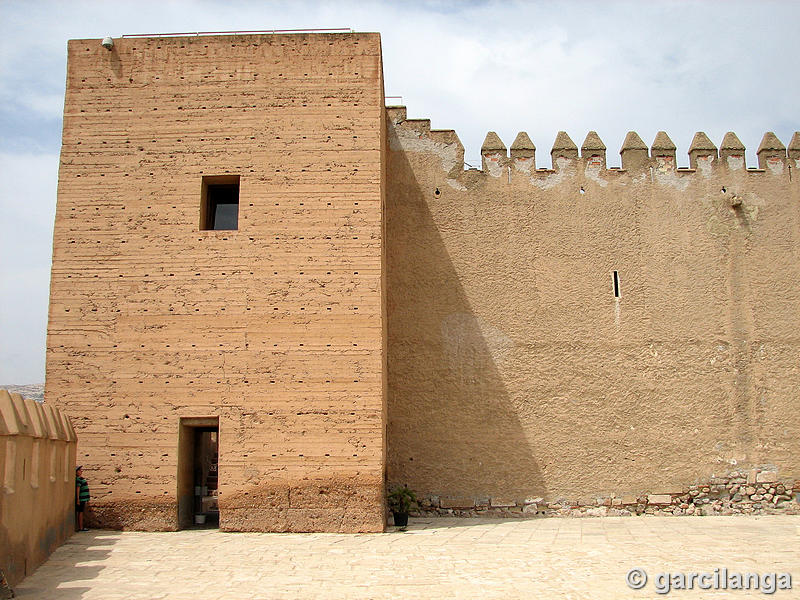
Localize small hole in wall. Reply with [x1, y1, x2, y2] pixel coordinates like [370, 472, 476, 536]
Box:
[434, 188, 440, 197]
[579, 187, 586, 195]
[721, 187, 727, 193]
[612, 270, 621, 298]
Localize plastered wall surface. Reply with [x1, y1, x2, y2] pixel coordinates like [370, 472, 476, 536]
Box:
[0, 390, 77, 587]
[46, 33, 386, 532]
[386, 109, 800, 509]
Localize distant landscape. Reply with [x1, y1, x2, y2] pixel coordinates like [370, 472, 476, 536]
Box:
[1, 383, 45, 402]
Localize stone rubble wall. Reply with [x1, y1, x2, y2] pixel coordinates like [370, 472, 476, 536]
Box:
[413, 469, 800, 519]
[0, 390, 77, 587]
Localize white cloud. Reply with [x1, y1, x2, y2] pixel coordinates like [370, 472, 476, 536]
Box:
[0, 153, 58, 383]
[17, 93, 65, 119]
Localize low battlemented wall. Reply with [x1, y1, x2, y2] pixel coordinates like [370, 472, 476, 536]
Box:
[386, 106, 800, 513]
[0, 390, 77, 587]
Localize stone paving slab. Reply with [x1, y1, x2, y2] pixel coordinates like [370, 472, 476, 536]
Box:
[13, 515, 800, 599]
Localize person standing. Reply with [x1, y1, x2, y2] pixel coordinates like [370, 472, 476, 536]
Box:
[75, 466, 90, 531]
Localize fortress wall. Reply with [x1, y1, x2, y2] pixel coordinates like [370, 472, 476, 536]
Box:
[0, 390, 77, 587]
[46, 33, 386, 532]
[386, 110, 800, 509]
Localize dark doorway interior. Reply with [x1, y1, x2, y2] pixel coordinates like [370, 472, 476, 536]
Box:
[177, 417, 219, 529]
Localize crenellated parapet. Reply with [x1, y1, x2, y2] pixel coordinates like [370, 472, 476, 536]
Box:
[789, 132, 800, 159]
[720, 132, 746, 170]
[688, 132, 717, 171]
[481, 132, 507, 177]
[551, 131, 579, 165]
[509, 132, 536, 175]
[757, 132, 787, 171]
[386, 105, 799, 184]
[581, 131, 607, 170]
[620, 131, 649, 171]
[1, 389, 77, 587]
[651, 131, 678, 171]
[387, 105, 465, 177]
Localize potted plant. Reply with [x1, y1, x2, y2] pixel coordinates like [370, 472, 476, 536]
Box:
[387, 485, 418, 527]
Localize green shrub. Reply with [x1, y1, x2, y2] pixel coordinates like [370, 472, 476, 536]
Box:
[387, 485, 418, 514]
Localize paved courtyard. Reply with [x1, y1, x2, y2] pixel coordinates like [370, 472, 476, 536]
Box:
[14, 515, 800, 599]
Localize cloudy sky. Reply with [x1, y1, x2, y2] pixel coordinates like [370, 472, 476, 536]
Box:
[0, 0, 798, 384]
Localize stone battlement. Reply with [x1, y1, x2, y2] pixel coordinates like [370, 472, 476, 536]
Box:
[387, 106, 800, 179]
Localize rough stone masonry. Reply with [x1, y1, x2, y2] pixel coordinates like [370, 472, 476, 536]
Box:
[46, 31, 800, 532]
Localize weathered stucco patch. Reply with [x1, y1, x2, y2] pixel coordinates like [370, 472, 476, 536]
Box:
[446, 178, 467, 191]
[727, 155, 745, 171]
[585, 161, 609, 187]
[696, 154, 715, 177]
[532, 157, 575, 189]
[706, 215, 729, 237]
[655, 170, 690, 191]
[389, 127, 462, 173]
[655, 155, 675, 173]
[766, 156, 784, 174]
[742, 192, 765, 221]
[707, 189, 766, 236]
[513, 156, 535, 174]
[483, 152, 505, 178]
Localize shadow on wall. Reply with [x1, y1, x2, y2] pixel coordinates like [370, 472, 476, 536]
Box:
[13, 531, 118, 599]
[386, 149, 547, 505]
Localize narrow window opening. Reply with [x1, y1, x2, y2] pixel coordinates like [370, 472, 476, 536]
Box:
[201, 175, 240, 230]
[612, 270, 621, 298]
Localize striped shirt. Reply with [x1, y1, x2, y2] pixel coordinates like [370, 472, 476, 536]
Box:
[76, 476, 90, 502]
